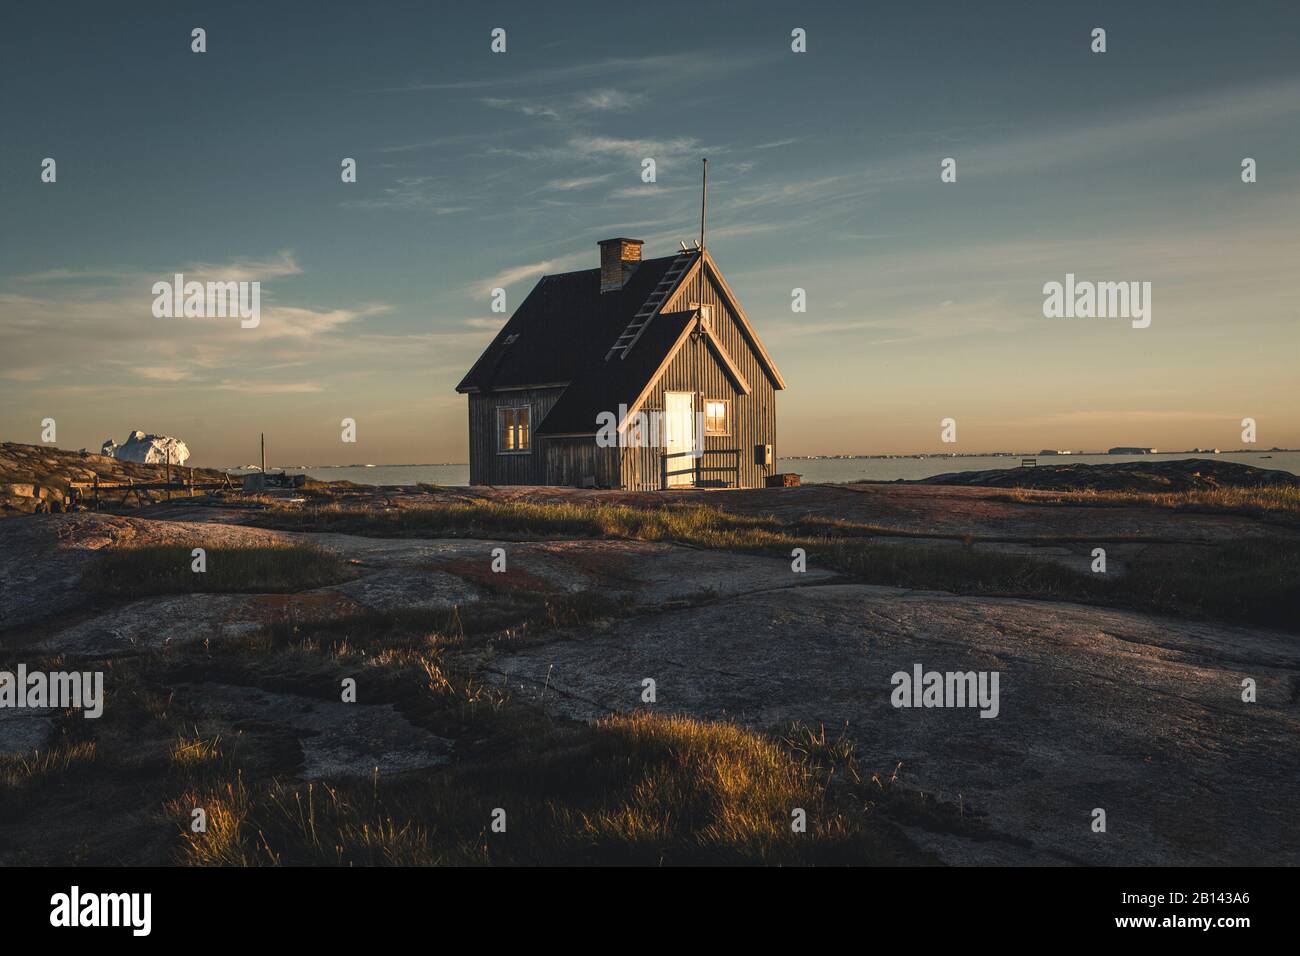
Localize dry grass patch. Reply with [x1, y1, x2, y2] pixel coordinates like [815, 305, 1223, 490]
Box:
[0, 739, 98, 790]
[256, 496, 1300, 630]
[82, 543, 351, 598]
[170, 733, 224, 771]
[1002, 484, 1300, 523]
[256, 498, 769, 542]
[176, 712, 930, 866]
[2, 595, 962, 866]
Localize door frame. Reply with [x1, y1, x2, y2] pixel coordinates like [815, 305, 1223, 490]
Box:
[663, 390, 695, 488]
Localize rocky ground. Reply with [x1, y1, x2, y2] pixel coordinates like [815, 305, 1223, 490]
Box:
[495, 585, 1298, 865]
[923, 456, 1300, 491]
[0, 442, 232, 516]
[2, 469, 1297, 865]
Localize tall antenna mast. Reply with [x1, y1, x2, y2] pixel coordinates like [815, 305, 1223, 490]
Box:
[699, 157, 708, 252]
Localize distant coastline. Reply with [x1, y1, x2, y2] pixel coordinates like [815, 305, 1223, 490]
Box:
[223, 450, 1300, 488]
[225, 448, 1296, 471]
[776, 448, 1295, 461]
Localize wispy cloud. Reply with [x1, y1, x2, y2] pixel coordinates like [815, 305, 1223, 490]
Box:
[213, 381, 324, 394]
[340, 176, 471, 213]
[133, 366, 193, 382]
[762, 295, 1025, 348]
[581, 89, 639, 110]
[373, 53, 761, 94]
[476, 250, 591, 293]
[571, 135, 709, 162]
[482, 87, 644, 121]
[13, 268, 134, 282]
[184, 249, 303, 284]
[607, 184, 694, 201]
[482, 97, 562, 119]
[0, 252, 392, 388]
[541, 173, 614, 191]
[969, 75, 1300, 176]
[1018, 409, 1235, 426]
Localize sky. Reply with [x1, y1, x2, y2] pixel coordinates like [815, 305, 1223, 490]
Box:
[2, 0, 1298, 466]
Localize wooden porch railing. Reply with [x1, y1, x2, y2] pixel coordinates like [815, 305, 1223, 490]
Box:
[660, 448, 741, 489]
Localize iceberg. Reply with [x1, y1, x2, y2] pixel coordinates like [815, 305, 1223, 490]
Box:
[101, 430, 191, 465]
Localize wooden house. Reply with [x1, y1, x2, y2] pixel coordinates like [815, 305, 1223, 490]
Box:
[456, 235, 785, 489]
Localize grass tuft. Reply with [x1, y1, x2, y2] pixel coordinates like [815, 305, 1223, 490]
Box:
[1002, 484, 1300, 522]
[174, 711, 922, 866]
[0, 740, 99, 789]
[257, 497, 1300, 630]
[82, 543, 351, 597]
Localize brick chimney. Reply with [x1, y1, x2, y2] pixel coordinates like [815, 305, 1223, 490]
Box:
[598, 237, 643, 293]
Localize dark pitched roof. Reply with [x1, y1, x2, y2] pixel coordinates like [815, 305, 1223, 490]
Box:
[538, 309, 694, 434]
[458, 248, 786, 437]
[455, 255, 682, 396]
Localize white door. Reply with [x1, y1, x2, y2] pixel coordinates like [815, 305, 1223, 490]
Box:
[664, 391, 695, 487]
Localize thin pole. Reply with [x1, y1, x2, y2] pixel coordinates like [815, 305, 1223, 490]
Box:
[260, 432, 266, 477]
[699, 158, 708, 251]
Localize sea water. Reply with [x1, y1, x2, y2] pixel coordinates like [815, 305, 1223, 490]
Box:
[279, 451, 1300, 488]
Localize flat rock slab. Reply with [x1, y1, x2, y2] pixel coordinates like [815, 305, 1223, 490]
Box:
[598, 541, 838, 603]
[0, 706, 59, 756]
[36, 590, 365, 658]
[10, 515, 827, 657]
[298, 533, 836, 604]
[322, 567, 482, 614]
[33, 570, 484, 659]
[305, 534, 607, 595]
[174, 682, 453, 780]
[0, 513, 297, 631]
[438, 483, 1298, 545]
[867, 537, 1147, 576]
[420, 537, 837, 602]
[490, 584, 1300, 866]
[29, 535, 818, 658]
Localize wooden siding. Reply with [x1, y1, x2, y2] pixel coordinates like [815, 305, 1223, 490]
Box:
[467, 387, 565, 485]
[544, 437, 620, 487]
[620, 264, 777, 490]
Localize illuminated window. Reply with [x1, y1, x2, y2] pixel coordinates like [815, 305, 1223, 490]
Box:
[704, 399, 729, 436]
[497, 406, 531, 453]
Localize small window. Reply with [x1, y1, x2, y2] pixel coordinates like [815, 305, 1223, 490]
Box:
[704, 399, 729, 436]
[497, 405, 531, 453]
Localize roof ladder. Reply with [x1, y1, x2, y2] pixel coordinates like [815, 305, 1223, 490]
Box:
[605, 252, 694, 361]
